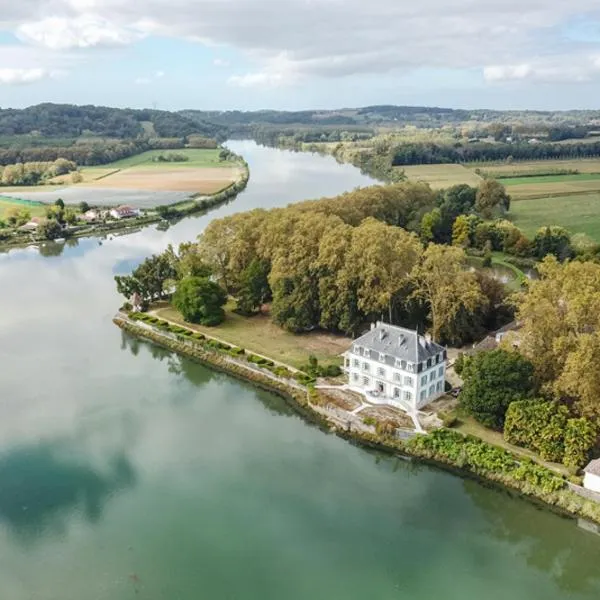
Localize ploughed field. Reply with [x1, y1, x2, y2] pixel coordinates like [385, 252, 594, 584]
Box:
[3, 149, 242, 207]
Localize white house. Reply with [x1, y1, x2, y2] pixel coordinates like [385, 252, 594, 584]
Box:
[110, 205, 140, 220]
[343, 321, 447, 412]
[583, 459, 600, 494]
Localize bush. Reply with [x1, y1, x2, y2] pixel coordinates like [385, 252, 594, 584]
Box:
[362, 416, 377, 427]
[192, 333, 205, 340]
[564, 418, 597, 469]
[504, 400, 569, 462]
[461, 349, 535, 429]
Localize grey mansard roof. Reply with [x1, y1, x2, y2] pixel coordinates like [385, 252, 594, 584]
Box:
[348, 322, 445, 365]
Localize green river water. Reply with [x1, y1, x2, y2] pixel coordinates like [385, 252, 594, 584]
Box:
[0, 141, 598, 599]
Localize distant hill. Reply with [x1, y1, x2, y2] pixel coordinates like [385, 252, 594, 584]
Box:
[0, 103, 224, 141]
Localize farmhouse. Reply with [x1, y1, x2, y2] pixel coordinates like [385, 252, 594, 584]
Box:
[110, 205, 140, 220]
[343, 321, 447, 412]
[583, 459, 600, 494]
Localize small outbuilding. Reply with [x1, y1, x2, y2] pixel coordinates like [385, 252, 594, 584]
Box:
[583, 459, 600, 493]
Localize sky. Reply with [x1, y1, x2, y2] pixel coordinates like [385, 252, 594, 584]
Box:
[2, 1, 600, 111]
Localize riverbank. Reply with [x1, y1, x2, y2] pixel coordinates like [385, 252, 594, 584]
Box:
[114, 311, 600, 526]
[0, 158, 249, 251]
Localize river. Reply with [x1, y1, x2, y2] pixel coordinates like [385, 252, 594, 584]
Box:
[0, 141, 598, 599]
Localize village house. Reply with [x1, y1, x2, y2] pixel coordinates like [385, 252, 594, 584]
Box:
[80, 209, 100, 222]
[343, 321, 447, 412]
[583, 459, 600, 494]
[110, 205, 140, 220]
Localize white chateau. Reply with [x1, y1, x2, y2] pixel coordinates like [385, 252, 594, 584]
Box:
[343, 321, 447, 411]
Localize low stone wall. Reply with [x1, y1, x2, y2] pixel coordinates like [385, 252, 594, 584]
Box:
[568, 482, 600, 504]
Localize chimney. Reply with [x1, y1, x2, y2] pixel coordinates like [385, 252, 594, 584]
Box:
[425, 333, 432, 344]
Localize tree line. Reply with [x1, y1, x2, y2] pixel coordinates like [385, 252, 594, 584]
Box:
[0, 138, 185, 167]
[391, 140, 600, 165]
[0, 158, 76, 186]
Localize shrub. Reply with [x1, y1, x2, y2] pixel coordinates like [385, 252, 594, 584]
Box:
[564, 418, 597, 469]
[362, 416, 377, 427]
[504, 400, 569, 462]
[121, 302, 132, 311]
[192, 333, 205, 340]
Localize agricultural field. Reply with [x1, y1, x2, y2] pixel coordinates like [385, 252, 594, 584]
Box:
[3, 148, 243, 207]
[510, 192, 600, 241]
[401, 164, 483, 188]
[469, 158, 600, 176]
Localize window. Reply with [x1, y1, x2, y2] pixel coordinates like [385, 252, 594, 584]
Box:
[421, 375, 427, 386]
[393, 387, 401, 398]
[407, 363, 414, 373]
[362, 362, 369, 371]
[377, 367, 386, 377]
[362, 376, 370, 386]
[427, 358, 432, 368]
[345, 358, 350, 368]
[429, 372, 435, 382]
[353, 359, 359, 368]
[429, 385, 435, 397]
[436, 381, 442, 392]
[404, 390, 412, 401]
[371, 352, 379, 361]
[393, 372, 402, 382]
[420, 390, 426, 401]
[400, 360, 407, 370]
[352, 373, 359, 382]
[438, 366, 444, 377]
[436, 354, 441, 364]
[404, 375, 413, 386]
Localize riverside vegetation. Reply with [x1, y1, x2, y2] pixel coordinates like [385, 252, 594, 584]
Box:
[115, 174, 600, 519]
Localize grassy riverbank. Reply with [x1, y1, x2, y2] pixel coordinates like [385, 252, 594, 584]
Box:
[115, 312, 600, 526]
[153, 303, 346, 370]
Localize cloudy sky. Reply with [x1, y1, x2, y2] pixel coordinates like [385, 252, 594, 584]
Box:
[1, 0, 600, 111]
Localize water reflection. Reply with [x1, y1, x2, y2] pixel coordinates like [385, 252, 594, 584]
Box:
[464, 479, 600, 594]
[0, 445, 135, 544]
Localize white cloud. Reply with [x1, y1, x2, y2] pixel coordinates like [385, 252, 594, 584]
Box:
[0, 68, 59, 85]
[17, 15, 142, 50]
[5, 0, 600, 87]
[213, 58, 230, 68]
[484, 56, 600, 83]
[155, 70, 165, 78]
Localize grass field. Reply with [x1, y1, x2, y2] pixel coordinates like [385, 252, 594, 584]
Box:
[401, 164, 483, 188]
[510, 192, 600, 240]
[0, 196, 46, 219]
[154, 303, 348, 369]
[501, 173, 600, 186]
[100, 148, 231, 169]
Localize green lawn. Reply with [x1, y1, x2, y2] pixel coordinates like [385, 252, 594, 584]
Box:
[0, 196, 47, 219]
[502, 173, 600, 186]
[153, 303, 348, 370]
[102, 149, 233, 169]
[510, 193, 600, 241]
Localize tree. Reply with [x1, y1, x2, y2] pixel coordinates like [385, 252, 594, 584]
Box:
[64, 208, 78, 225]
[475, 180, 510, 219]
[532, 226, 573, 261]
[452, 215, 471, 247]
[5, 207, 30, 227]
[78, 201, 90, 213]
[172, 276, 227, 325]
[461, 349, 535, 429]
[54, 198, 65, 210]
[411, 244, 484, 343]
[236, 258, 271, 315]
[564, 418, 598, 469]
[420, 208, 442, 243]
[555, 333, 600, 419]
[514, 257, 600, 402]
[37, 219, 63, 240]
[71, 171, 83, 184]
[114, 253, 177, 302]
